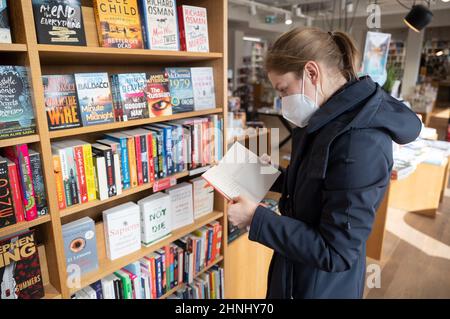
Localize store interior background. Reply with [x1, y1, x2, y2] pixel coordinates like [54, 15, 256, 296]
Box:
[224, 0, 450, 298]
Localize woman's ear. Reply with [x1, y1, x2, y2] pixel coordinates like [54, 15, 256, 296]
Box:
[304, 61, 320, 85]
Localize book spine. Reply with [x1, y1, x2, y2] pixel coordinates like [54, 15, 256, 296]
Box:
[138, 0, 150, 49]
[171, 127, 178, 173]
[0, 160, 16, 228]
[58, 148, 72, 207]
[140, 134, 149, 184]
[29, 152, 48, 216]
[73, 146, 88, 203]
[177, 126, 184, 173]
[104, 148, 116, 197]
[65, 147, 79, 205]
[164, 127, 173, 175]
[134, 135, 143, 185]
[127, 137, 138, 188]
[156, 132, 166, 177]
[116, 138, 130, 190]
[113, 153, 122, 195]
[147, 133, 155, 184]
[17, 145, 38, 220]
[149, 257, 157, 299]
[207, 228, 213, 265]
[7, 162, 25, 222]
[111, 75, 121, 122]
[82, 144, 97, 201]
[155, 256, 162, 298]
[94, 156, 108, 201]
[178, 6, 186, 51]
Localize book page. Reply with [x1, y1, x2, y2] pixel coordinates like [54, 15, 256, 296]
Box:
[202, 142, 280, 203]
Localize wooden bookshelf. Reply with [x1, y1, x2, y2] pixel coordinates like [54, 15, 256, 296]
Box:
[50, 108, 223, 139]
[69, 211, 223, 295]
[0, 43, 27, 52]
[0, 215, 51, 238]
[159, 256, 224, 299]
[2, 0, 228, 299]
[0, 134, 40, 148]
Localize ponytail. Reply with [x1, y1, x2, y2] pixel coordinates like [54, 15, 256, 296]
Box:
[329, 31, 360, 81]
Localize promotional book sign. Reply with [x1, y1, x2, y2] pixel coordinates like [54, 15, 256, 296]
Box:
[362, 31, 391, 86]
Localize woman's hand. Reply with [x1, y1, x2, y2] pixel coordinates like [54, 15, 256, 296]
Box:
[228, 195, 259, 229]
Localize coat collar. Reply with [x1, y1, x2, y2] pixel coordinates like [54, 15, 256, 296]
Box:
[306, 76, 377, 134]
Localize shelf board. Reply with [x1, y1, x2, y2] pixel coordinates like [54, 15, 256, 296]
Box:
[0, 134, 40, 148]
[0, 215, 51, 238]
[60, 171, 190, 217]
[159, 256, 224, 299]
[0, 43, 27, 52]
[42, 284, 62, 299]
[38, 45, 223, 65]
[49, 108, 223, 139]
[69, 211, 224, 295]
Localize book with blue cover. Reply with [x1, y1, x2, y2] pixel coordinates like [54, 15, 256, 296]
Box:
[114, 73, 148, 121]
[0, 66, 36, 139]
[74, 73, 114, 126]
[62, 217, 99, 276]
[166, 67, 194, 114]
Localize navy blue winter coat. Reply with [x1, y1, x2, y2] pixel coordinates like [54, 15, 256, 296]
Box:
[248, 76, 421, 299]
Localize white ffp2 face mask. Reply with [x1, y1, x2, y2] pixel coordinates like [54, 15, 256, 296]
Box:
[281, 71, 319, 128]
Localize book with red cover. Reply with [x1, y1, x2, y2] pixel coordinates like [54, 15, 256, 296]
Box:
[3, 145, 38, 221]
[0, 156, 16, 229]
[6, 159, 24, 223]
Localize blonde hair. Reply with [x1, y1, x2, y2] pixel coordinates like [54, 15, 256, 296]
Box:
[265, 27, 360, 81]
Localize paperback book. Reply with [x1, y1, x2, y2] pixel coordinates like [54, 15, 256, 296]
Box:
[32, 0, 87, 45]
[93, 0, 144, 49]
[138, 192, 172, 246]
[0, 66, 36, 139]
[145, 71, 172, 117]
[178, 5, 209, 52]
[190, 67, 216, 110]
[166, 67, 194, 114]
[43, 74, 82, 130]
[114, 73, 148, 121]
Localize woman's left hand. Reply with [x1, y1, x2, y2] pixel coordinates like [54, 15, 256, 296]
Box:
[228, 195, 259, 229]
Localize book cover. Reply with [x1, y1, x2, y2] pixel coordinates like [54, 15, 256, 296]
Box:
[97, 139, 122, 195]
[90, 280, 103, 299]
[125, 134, 138, 188]
[145, 71, 172, 117]
[165, 182, 193, 230]
[115, 73, 148, 121]
[149, 124, 173, 175]
[0, 157, 15, 229]
[5, 159, 25, 223]
[28, 150, 48, 216]
[114, 269, 133, 299]
[0, 0, 11, 43]
[43, 74, 82, 131]
[124, 129, 150, 184]
[60, 143, 80, 205]
[93, 0, 144, 49]
[32, 0, 86, 45]
[0, 66, 36, 139]
[124, 261, 142, 299]
[178, 5, 209, 52]
[166, 67, 194, 114]
[139, 0, 179, 50]
[138, 192, 171, 246]
[3, 145, 38, 221]
[0, 230, 44, 299]
[62, 217, 98, 275]
[103, 202, 141, 260]
[93, 155, 108, 201]
[62, 141, 87, 203]
[190, 67, 215, 110]
[74, 72, 114, 126]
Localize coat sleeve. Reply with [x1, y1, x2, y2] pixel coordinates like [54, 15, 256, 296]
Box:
[269, 166, 286, 193]
[248, 129, 392, 272]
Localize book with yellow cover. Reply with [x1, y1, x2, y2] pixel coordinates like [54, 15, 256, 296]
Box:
[93, 0, 144, 49]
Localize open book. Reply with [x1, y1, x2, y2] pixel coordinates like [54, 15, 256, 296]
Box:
[202, 142, 281, 203]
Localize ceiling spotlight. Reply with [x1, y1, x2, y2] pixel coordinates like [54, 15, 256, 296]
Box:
[250, 4, 257, 16]
[442, 0, 450, 3]
[403, 4, 433, 32]
[285, 13, 293, 25]
[436, 50, 444, 56]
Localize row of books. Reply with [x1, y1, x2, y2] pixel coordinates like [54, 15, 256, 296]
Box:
[32, 0, 210, 52]
[63, 181, 220, 272]
[167, 266, 224, 299]
[68, 218, 223, 299]
[0, 230, 45, 299]
[0, 144, 48, 230]
[44, 67, 216, 130]
[72, 264, 224, 300]
[52, 116, 222, 209]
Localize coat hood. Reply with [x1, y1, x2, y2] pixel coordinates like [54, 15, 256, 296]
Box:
[306, 76, 422, 145]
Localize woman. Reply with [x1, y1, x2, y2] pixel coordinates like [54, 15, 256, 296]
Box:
[227, 27, 421, 299]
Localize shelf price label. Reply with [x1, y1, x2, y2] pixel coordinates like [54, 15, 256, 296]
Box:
[153, 176, 177, 192]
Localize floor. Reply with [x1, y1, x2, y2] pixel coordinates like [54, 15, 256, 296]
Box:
[364, 183, 450, 298]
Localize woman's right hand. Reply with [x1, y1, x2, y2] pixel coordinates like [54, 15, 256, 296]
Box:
[260, 153, 272, 165]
